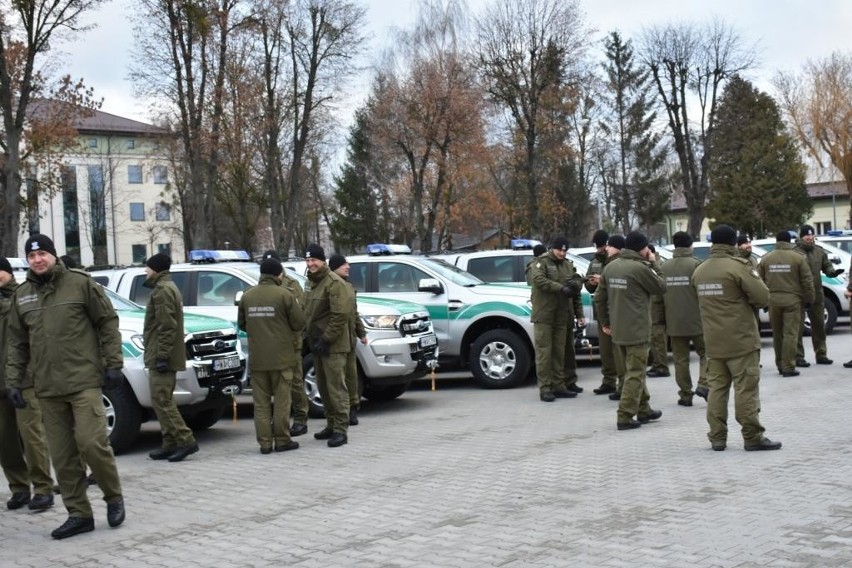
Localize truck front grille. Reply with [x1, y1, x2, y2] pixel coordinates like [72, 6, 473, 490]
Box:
[186, 331, 239, 358]
[399, 311, 432, 336]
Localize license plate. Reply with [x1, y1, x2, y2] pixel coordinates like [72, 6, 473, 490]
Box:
[213, 356, 241, 372]
[419, 335, 437, 348]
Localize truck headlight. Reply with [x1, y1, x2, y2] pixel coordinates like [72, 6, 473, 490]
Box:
[361, 315, 401, 330]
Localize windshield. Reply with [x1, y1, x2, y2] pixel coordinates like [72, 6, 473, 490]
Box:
[104, 287, 143, 310]
[417, 257, 483, 286]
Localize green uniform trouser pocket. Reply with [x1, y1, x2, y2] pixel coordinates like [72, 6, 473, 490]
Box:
[315, 353, 349, 433]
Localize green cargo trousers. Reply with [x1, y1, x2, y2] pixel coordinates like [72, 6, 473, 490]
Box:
[345, 348, 360, 408]
[315, 353, 350, 433]
[615, 343, 652, 423]
[40, 388, 123, 518]
[648, 323, 669, 373]
[670, 335, 707, 402]
[17, 388, 54, 495]
[770, 303, 802, 372]
[0, 396, 29, 494]
[149, 370, 196, 449]
[563, 324, 578, 387]
[290, 357, 309, 426]
[706, 350, 766, 446]
[252, 366, 296, 450]
[597, 326, 618, 389]
[797, 299, 827, 360]
[534, 322, 567, 392]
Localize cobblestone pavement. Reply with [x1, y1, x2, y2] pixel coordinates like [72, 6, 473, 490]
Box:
[2, 333, 852, 567]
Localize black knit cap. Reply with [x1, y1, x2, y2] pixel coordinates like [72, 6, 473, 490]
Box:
[710, 224, 737, 246]
[0, 257, 12, 275]
[736, 235, 751, 246]
[262, 249, 281, 261]
[672, 231, 693, 248]
[592, 230, 610, 248]
[625, 231, 649, 252]
[260, 257, 283, 276]
[532, 244, 547, 257]
[23, 234, 57, 258]
[328, 254, 347, 272]
[800, 224, 815, 237]
[551, 236, 570, 251]
[776, 230, 792, 242]
[607, 235, 625, 250]
[305, 243, 325, 262]
[146, 253, 172, 273]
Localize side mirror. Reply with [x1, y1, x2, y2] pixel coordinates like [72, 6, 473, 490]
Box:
[234, 290, 243, 306]
[418, 278, 443, 294]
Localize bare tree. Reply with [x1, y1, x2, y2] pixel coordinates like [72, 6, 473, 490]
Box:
[639, 19, 754, 237]
[474, 0, 590, 234]
[775, 52, 852, 229]
[0, 0, 106, 255]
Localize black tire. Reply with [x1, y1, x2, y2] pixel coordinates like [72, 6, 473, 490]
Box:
[102, 383, 143, 455]
[469, 329, 531, 389]
[803, 298, 838, 336]
[301, 353, 325, 418]
[363, 382, 410, 401]
[185, 406, 226, 431]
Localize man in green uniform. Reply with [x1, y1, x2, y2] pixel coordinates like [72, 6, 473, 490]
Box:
[795, 225, 844, 366]
[736, 235, 759, 269]
[261, 250, 310, 438]
[304, 244, 352, 447]
[6, 235, 125, 539]
[0, 257, 54, 512]
[586, 232, 621, 396]
[529, 237, 584, 402]
[595, 231, 665, 430]
[660, 232, 707, 406]
[646, 244, 670, 378]
[758, 231, 814, 377]
[143, 253, 199, 462]
[238, 258, 305, 454]
[692, 224, 780, 452]
[329, 254, 368, 425]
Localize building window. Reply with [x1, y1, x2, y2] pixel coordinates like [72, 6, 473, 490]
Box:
[158, 243, 172, 256]
[128, 165, 143, 184]
[132, 245, 147, 264]
[153, 165, 168, 184]
[816, 222, 832, 235]
[155, 202, 171, 222]
[87, 166, 108, 265]
[126, 139, 136, 150]
[129, 202, 145, 221]
[61, 166, 80, 261]
[88, 138, 98, 148]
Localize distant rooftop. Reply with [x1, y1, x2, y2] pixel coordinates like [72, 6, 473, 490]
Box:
[28, 99, 168, 137]
[670, 180, 849, 212]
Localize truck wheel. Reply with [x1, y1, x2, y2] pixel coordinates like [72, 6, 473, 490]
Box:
[301, 353, 326, 419]
[102, 383, 143, 455]
[363, 382, 410, 401]
[803, 299, 838, 336]
[469, 329, 531, 389]
[185, 406, 226, 431]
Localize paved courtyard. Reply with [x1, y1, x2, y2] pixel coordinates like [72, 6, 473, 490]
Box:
[2, 332, 852, 567]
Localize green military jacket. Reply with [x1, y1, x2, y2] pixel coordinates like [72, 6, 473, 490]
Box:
[692, 244, 769, 359]
[529, 252, 583, 324]
[281, 270, 305, 351]
[660, 248, 703, 337]
[344, 280, 367, 341]
[143, 271, 186, 371]
[304, 265, 352, 353]
[584, 251, 607, 294]
[738, 247, 759, 270]
[795, 242, 841, 300]
[595, 249, 666, 346]
[757, 242, 815, 308]
[238, 274, 306, 371]
[6, 263, 123, 397]
[649, 254, 666, 325]
[0, 277, 19, 393]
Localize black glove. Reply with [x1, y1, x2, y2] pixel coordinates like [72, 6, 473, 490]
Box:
[804, 303, 812, 310]
[7, 388, 26, 410]
[832, 269, 845, 277]
[561, 277, 582, 297]
[312, 337, 330, 356]
[560, 285, 577, 297]
[155, 359, 170, 373]
[103, 368, 124, 390]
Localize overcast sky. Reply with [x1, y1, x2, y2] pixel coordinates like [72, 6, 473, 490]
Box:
[61, 0, 851, 126]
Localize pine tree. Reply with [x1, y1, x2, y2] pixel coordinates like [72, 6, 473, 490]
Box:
[330, 109, 387, 252]
[707, 76, 811, 237]
[599, 31, 670, 233]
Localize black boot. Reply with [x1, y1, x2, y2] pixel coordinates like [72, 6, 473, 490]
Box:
[51, 516, 95, 539]
[107, 498, 125, 528]
[349, 407, 359, 426]
[6, 492, 29, 510]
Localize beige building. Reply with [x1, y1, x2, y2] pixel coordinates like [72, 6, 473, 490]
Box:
[20, 108, 183, 267]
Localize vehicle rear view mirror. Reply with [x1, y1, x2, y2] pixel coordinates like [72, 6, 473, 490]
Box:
[418, 278, 443, 294]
